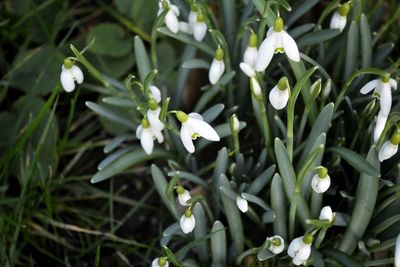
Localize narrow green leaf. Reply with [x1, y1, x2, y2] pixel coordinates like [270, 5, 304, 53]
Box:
[322, 248, 363, 267]
[271, 174, 287, 239]
[330, 147, 379, 177]
[95, 246, 100, 267]
[102, 97, 136, 108]
[134, 36, 152, 82]
[241, 193, 270, 211]
[164, 246, 182, 266]
[344, 21, 359, 79]
[103, 135, 132, 153]
[360, 14, 372, 67]
[182, 59, 210, 69]
[211, 220, 226, 266]
[166, 172, 179, 200]
[287, 0, 319, 26]
[257, 247, 275, 261]
[202, 104, 225, 123]
[274, 138, 296, 196]
[297, 29, 341, 47]
[193, 203, 208, 263]
[168, 171, 208, 188]
[98, 147, 134, 170]
[246, 165, 276, 195]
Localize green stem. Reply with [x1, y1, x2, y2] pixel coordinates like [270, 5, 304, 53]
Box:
[259, 100, 271, 148]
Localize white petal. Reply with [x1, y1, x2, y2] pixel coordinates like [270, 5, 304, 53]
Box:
[236, 196, 248, 213]
[378, 141, 398, 162]
[165, 11, 179, 34]
[266, 26, 274, 37]
[188, 11, 197, 27]
[294, 245, 311, 262]
[209, 59, 225, 85]
[180, 124, 195, 153]
[147, 108, 164, 131]
[193, 22, 207, 41]
[170, 5, 180, 16]
[330, 12, 346, 31]
[255, 34, 276, 71]
[71, 65, 84, 84]
[380, 84, 392, 117]
[288, 237, 303, 257]
[311, 174, 331, 193]
[180, 214, 195, 234]
[292, 256, 307, 266]
[337, 16, 347, 31]
[140, 129, 154, 155]
[152, 258, 160, 267]
[360, 79, 379, 94]
[136, 125, 143, 139]
[153, 129, 164, 143]
[268, 235, 285, 254]
[178, 190, 191, 206]
[282, 32, 300, 62]
[188, 112, 203, 120]
[149, 86, 162, 103]
[239, 62, 255, 78]
[374, 111, 387, 142]
[243, 47, 258, 67]
[179, 21, 193, 34]
[269, 86, 289, 110]
[390, 78, 397, 90]
[395, 234, 400, 267]
[319, 206, 333, 221]
[188, 118, 220, 141]
[60, 68, 75, 92]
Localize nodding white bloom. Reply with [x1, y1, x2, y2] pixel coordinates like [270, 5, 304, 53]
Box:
[255, 17, 300, 72]
[360, 75, 397, 117]
[158, 0, 180, 34]
[378, 132, 400, 162]
[60, 59, 83, 92]
[136, 118, 164, 155]
[240, 62, 256, 78]
[149, 86, 162, 103]
[152, 257, 169, 267]
[311, 166, 331, 194]
[236, 195, 248, 213]
[329, 3, 350, 31]
[243, 32, 258, 67]
[176, 185, 191, 206]
[192, 11, 207, 41]
[176, 111, 220, 153]
[288, 235, 313, 266]
[269, 77, 290, 110]
[267, 235, 285, 254]
[395, 234, 400, 267]
[180, 209, 195, 234]
[374, 110, 387, 142]
[209, 47, 225, 85]
[188, 5, 198, 28]
[319, 206, 334, 222]
[147, 99, 165, 131]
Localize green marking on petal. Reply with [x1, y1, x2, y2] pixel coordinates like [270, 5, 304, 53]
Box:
[176, 111, 188, 123]
[64, 58, 73, 69]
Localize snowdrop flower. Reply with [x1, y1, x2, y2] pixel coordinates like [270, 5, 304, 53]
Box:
[267, 235, 285, 254]
[60, 58, 83, 92]
[152, 257, 169, 267]
[147, 99, 165, 131]
[176, 185, 191, 206]
[329, 3, 350, 31]
[378, 132, 400, 162]
[209, 47, 225, 85]
[374, 110, 387, 142]
[176, 111, 220, 153]
[311, 166, 331, 193]
[360, 75, 397, 117]
[319, 206, 334, 222]
[243, 31, 258, 67]
[158, 0, 180, 34]
[188, 4, 198, 28]
[149, 86, 162, 103]
[288, 235, 313, 266]
[255, 17, 300, 72]
[239, 62, 263, 100]
[136, 118, 164, 155]
[192, 11, 207, 41]
[395, 234, 400, 267]
[269, 77, 290, 110]
[236, 195, 248, 213]
[230, 114, 240, 134]
[180, 208, 195, 234]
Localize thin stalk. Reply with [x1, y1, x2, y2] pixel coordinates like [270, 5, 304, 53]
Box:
[259, 100, 271, 148]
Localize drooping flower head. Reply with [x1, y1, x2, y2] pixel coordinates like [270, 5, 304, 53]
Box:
[330, 3, 351, 31]
[180, 208, 196, 234]
[374, 110, 387, 142]
[176, 185, 191, 206]
[311, 166, 331, 193]
[158, 0, 180, 34]
[269, 76, 290, 110]
[209, 46, 225, 85]
[243, 31, 258, 68]
[192, 10, 207, 41]
[379, 131, 400, 162]
[319, 206, 334, 222]
[267, 235, 285, 254]
[152, 257, 169, 267]
[288, 235, 313, 265]
[176, 111, 220, 153]
[136, 117, 164, 155]
[255, 17, 300, 72]
[147, 98, 165, 132]
[236, 195, 248, 213]
[60, 58, 84, 92]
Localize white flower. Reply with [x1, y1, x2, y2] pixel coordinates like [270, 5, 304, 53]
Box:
[311, 167, 331, 194]
[374, 111, 387, 142]
[378, 132, 400, 162]
[239, 62, 256, 78]
[267, 235, 285, 254]
[176, 111, 220, 153]
[193, 12, 207, 41]
[158, 0, 180, 34]
[147, 107, 165, 131]
[269, 77, 290, 110]
[330, 3, 350, 31]
[243, 47, 258, 68]
[360, 76, 397, 117]
[152, 257, 169, 267]
[149, 86, 162, 103]
[236, 196, 248, 213]
[180, 209, 195, 234]
[288, 235, 313, 266]
[209, 47, 225, 85]
[188, 10, 197, 28]
[176, 186, 191, 206]
[136, 118, 164, 155]
[60, 59, 83, 92]
[319, 206, 333, 222]
[395, 234, 400, 267]
[250, 76, 262, 99]
[255, 17, 300, 72]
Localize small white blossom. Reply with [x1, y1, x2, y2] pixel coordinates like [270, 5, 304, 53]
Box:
[176, 186, 191, 206]
[395, 234, 400, 267]
[136, 118, 164, 155]
[360, 76, 397, 117]
[176, 111, 220, 153]
[267, 235, 285, 254]
[149, 86, 162, 103]
[288, 235, 313, 266]
[180, 209, 196, 234]
[330, 3, 350, 32]
[255, 17, 300, 72]
[269, 77, 290, 110]
[192, 11, 207, 41]
[236, 196, 248, 213]
[243, 31, 258, 67]
[311, 167, 331, 194]
[152, 258, 169, 267]
[188, 10, 197, 28]
[209, 47, 225, 85]
[374, 111, 387, 142]
[319, 206, 333, 222]
[158, 0, 180, 34]
[60, 59, 83, 92]
[378, 132, 400, 162]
